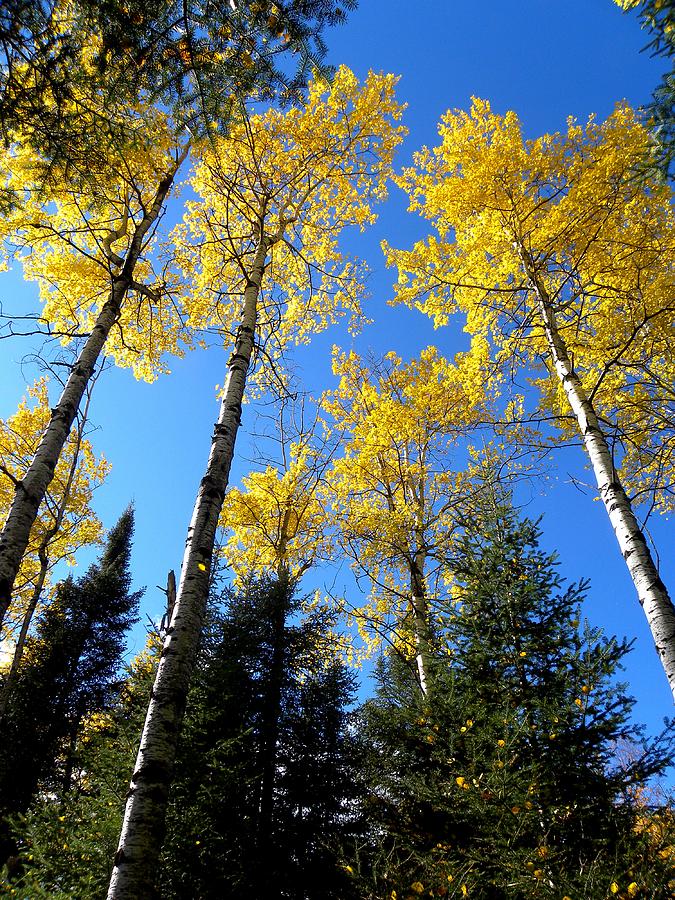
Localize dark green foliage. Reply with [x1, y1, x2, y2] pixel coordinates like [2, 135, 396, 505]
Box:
[0, 0, 357, 181]
[90, 0, 357, 110]
[353, 494, 675, 899]
[3, 638, 159, 899]
[5, 498, 674, 898]
[0, 507, 142, 870]
[618, 0, 675, 175]
[159, 574, 362, 900]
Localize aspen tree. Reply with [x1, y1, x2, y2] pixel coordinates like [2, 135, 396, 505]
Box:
[0, 113, 190, 628]
[108, 67, 405, 898]
[386, 100, 675, 698]
[0, 375, 107, 718]
[323, 344, 491, 694]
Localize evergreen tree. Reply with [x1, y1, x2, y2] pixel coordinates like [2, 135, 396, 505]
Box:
[354, 493, 675, 899]
[0, 507, 142, 869]
[0, 0, 356, 187]
[614, 0, 675, 174]
[158, 574, 361, 900]
[4, 637, 159, 899]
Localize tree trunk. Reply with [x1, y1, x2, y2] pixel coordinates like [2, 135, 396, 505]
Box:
[410, 548, 432, 696]
[519, 245, 675, 701]
[107, 234, 269, 900]
[0, 551, 49, 721]
[0, 154, 185, 630]
[0, 389, 92, 721]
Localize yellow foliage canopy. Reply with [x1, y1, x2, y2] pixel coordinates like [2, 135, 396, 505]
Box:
[220, 440, 330, 581]
[324, 342, 492, 656]
[386, 99, 675, 512]
[175, 66, 406, 378]
[1, 107, 191, 381]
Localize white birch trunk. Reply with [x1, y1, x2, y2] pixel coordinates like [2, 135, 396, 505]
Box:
[107, 234, 269, 900]
[519, 247, 675, 701]
[413, 607, 430, 695]
[0, 158, 184, 629]
[410, 547, 431, 696]
[0, 550, 49, 721]
[0, 390, 93, 719]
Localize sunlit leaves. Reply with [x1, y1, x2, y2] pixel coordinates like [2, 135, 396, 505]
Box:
[386, 99, 675, 513]
[2, 108, 191, 381]
[0, 378, 108, 638]
[324, 343, 491, 657]
[175, 66, 406, 382]
[220, 440, 329, 581]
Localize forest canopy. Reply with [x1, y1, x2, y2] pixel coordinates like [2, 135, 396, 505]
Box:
[1, 2, 674, 898]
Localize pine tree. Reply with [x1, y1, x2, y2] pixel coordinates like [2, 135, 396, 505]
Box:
[614, 0, 675, 173]
[158, 574, 361, 900]
[354, 492, 675, 899]
[0, 0, 356, 187]
[0, 507, 142, 870]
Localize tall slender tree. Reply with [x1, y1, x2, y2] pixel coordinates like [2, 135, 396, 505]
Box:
[323, 344, 491, 693]
[0, 121, 189, 628]
[0, 374, 107, 718]
[158, 576, 361, 900]
[385, 100, 675, 698]
[108, 68, 405, 897]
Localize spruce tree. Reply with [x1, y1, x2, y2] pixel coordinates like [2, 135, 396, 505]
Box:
[0, 507, 142, 870]
[355, 494, 675, 899]
[5, 637, 159, 899]
[159, 574, 361, 900]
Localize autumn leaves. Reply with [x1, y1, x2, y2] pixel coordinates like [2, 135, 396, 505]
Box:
[385, 98, 675, 699]
[3, 75, 674, 699]
[219, 91, 675, 702]
[2, 63, 675, 894]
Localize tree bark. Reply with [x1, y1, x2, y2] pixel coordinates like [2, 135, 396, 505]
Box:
[0, 389, 92, 722]
[410, 547, 432, 696]
[0, 154, 185, 630]
[107, 234, 269, 900]
[519, 245, 675, 701]
[0, 548, 49, 721]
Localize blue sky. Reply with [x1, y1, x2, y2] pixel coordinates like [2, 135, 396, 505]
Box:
[1, 0, 673, 742]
